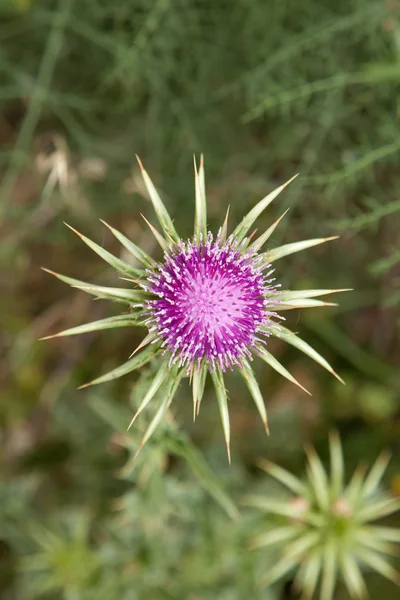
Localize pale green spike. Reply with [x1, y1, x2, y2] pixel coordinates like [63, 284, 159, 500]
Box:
[240, 360, 269, 434]
[298, 552, 322, 600]
[283, 531, 320, 562]
[250, 527, 299, 550]
[250, 208, 290, 252]
[194, 155, 207, 238]
[365, 526, 400, 543]
[42, 268, 96, 289]
[261, 556, 298, 589]
[242, 497, 323, 526]
[345, 463, 368, 504]
[232, 174, 298, 243]
[141, 214, 169, 251]
[100, 220, 154, 268]
[257, 346, 311, 395]
[358, 497, 400, 522]
[320, 541, 337, 600]
[40, 314, 142, 340]
[356, 548, 400, 585]
[269, 298, 337, 311]
[128, 331, 157, 358]
[64, 223, 143, 277]
[134, 370, 183, 459]
[211, 368, 231, 463]
[353, 530, 398, 556]
[305, 445, 330, 511]
[219, 205, 230, 244]
[264, 236, 338, 263]
[136, 156, 179, 242]
[340, 552, 368, 600]
[329, 431, 344, 497]
[192, 365, 207, 420]
[127, 360, 169, 430]
[271, 324, 345, 384]
[361, 450, 391, 499]
[72, 284, 143, 304]
[279, 288, 352, 301]
[257, 459, 307, 496]
[78, 342, 160, 389]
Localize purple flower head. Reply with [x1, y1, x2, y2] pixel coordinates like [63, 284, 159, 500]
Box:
[43, 156, 346, 460]
[144, 232, 278, 372]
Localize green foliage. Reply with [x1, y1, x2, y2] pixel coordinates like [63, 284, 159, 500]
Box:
[1, 0, 400, 598]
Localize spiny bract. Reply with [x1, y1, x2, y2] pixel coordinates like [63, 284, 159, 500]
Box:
[42, 156, 347, 461]
[245, 432, 400, 599]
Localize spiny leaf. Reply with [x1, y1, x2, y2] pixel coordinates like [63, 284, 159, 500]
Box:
[233, 175, 298, 243]
[340, 552, 368, 599]
[127, 360, 169, 430]
[42, 268, 94, 289]
[358, 497, 400, 522]
[78, 342, 160, 389]
[250, 526, 299, 550]
[141, 214, 169, 251]
[136, 156, 179, 242]
[242, 497, 323, 526]
[271, 324, 344, 383]
[356, 547, 400, 585]
[279, 288, 352, 301]
[329, 431, 344, 497]
[257, 345, 311, 394]
[270, 298, 338, 310]
[194, 155, 207, 239]
[283, 531, 320, 562]
[134, 369, 183, 459]
[100, 220, 153, 268]
[298, 552, 322, 600]
[305, 445, 330, 511]
[345, 463, 368, 504]
[265, 236, 338, 263]
[320, 541, 337, 600]
[192, 365, 207, 420]
[361, 450, 391, 498]
[128, 331, 156, 358]
[240, 360, 269, 434]
[211, 368, 231, 463]
[364, 526, 400, 543]
[249, 208, 290, 252]
[353, 530, 399, 556]
[219, 205, 230, 244]
[40, 314, 142, 340]
[257, 459, 307, 496]
[64, 223, 143, 277]
[261, 556, 298, 589]
[73, 284, 144, 304]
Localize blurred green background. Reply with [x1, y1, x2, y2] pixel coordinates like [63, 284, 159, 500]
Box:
[1, 0, 400, 598]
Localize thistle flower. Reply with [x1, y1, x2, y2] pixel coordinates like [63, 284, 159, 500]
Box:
[42, 157, 347, 460]
[244, 432, 400, 599]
